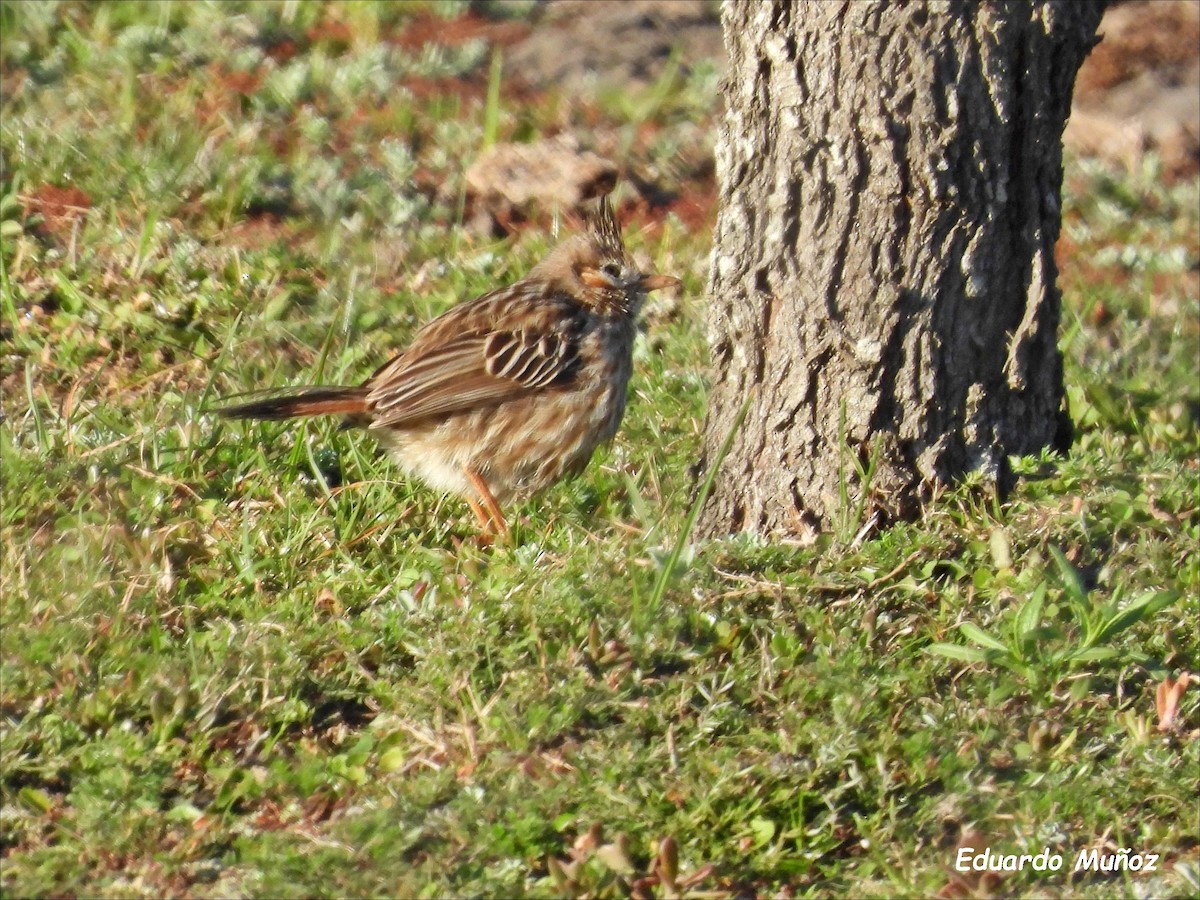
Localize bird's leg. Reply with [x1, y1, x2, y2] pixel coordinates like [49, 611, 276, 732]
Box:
[463, 495, 496, 549]
[465, 467, 510, 540]
[466, 495, 492, 531]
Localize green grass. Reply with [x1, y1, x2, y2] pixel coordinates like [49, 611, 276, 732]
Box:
[2, 2, 1198, 897]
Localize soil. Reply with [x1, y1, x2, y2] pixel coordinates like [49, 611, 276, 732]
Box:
[504, 0, 724, 93]
[496, 0, 1198, 182]
[1067, 0, 1199, 180]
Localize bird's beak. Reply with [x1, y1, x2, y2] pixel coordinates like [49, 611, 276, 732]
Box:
[637, 273, 682, 292]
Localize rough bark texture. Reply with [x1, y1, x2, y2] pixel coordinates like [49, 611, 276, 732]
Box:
[699, 0, 1104, 540]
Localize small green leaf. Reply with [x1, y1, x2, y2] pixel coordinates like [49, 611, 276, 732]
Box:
[749, 816, 776, 845]
[1065, 646, 1121, 663]
[166, 801, 204, 823]
[1014, 583, 1047, 644]
[378, 748, 406, 773]
[1069, 677, 1092, 700]
[1052, 727, 1080, 758]
[53, 270, 90, 314]
[1092, 591, 1178, 645]
[1048, 546, 1087, 601]
[346, 734, 375, 766]
[19, 787, 52, 814]
[959, 622, 1009, 653]
[926, 642, 990, 663]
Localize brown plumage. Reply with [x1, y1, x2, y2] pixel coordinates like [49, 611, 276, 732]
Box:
[217, 197, 679, 538]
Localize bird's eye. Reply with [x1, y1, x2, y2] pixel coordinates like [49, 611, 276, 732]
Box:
[601, 262, 622, 279]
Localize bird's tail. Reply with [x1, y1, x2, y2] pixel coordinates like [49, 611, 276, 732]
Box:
[216, 386, 369, 421]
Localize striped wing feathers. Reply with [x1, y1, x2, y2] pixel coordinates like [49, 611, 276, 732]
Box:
[364, 290, 580, 428]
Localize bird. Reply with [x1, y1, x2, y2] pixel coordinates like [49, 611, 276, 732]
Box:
[217, 196, 680, 540]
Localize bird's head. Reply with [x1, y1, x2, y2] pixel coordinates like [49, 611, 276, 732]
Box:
[530, 196, 680, 315]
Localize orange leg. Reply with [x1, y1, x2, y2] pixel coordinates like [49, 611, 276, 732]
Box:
[465, 495, 492, 533]
[464, 467, 509, 539]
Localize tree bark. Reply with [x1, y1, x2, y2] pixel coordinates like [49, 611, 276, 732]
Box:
[698, 0, 1104, 540]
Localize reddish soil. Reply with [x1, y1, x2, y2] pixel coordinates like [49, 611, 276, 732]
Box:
[1067, 0, 1199, 180]
[503, 0, 1198, 182]
[387, 10, 530, 51]
[1076, 1, 1200, 96]
[22, 184, 92, 240]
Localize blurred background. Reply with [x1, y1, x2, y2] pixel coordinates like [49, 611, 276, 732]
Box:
[7, 0, 1197, 252]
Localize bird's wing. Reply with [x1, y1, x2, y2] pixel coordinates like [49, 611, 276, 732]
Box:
[364, 294, 581, 428]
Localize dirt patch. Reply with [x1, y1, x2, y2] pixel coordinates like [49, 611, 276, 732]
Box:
[388, 10, 530, 51]
[1067, 0, 1200, 181]
[1076, 1, 1200, 95]
[22, 184, 92, 241]
[499, 0, 1197, 182]
[505, 0, 723, 92]
[464, 134, 618, 233]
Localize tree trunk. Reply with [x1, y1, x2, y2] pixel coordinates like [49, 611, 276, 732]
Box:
[698, 0, 1104, 540]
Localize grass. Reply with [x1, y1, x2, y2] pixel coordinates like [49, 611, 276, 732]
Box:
[2, 2, 1198, 897]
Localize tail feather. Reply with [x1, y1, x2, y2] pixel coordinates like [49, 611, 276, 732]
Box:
[216, 386, 369, 421]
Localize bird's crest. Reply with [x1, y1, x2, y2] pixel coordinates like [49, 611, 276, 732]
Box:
[586, 195, 625, 258]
